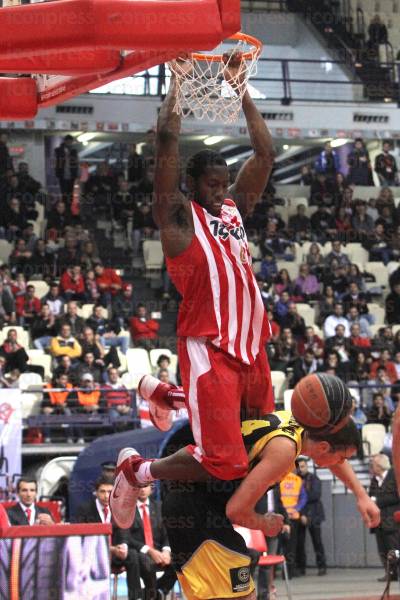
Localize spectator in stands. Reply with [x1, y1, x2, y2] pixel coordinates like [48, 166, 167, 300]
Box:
[368, 367, 394, 411]
[350, 397, 367, 431]
[275, 328, 298, 369]
[335, 206, 352, 234]
[310, 206, 337, 242]
[265, 206, 286, 232]
[16, 161, 42, 197]
[129, 303, 160, 350]
[9, 238, 32, 273]
[1, 197, 28, 242]
[69, 372, 101, 443]
[323, 302, 350, 338]
[260, 222, 295, 261]
[325, 322, 351, 353]
[287, 204, 311, 241]
[131, 202, 158, 257]
[46, 200, 72, 238]
[348, 264, 367, 292]
[84, 268, 100, 304]
[80, 326, 120, 372]
[31, 239, 56, 280]
[274, 269, 295, 297]
[352, 201, 375, 237]
[42, 282, 64, 318]
[84, 161, 115, 218]
[0, 328, 29, 374]
[0, 133, 11, 177]
[321, 259, 349, 298]
[394, 351, 400, 382]
[321, 349, 351, 380]
[352, 350, 371, 383]
[296, 458, 327, 577]
[300, 164, 314, 186]
[76, 351, 104, 384]
[103, 367, 133, 421]
[350, 323, 372, 350]
[155, 355, 177, 385]
[367, 393, 392, 431]
[305, 242, 324, 276]
[294, 264, 320, 301]
[369, 454, 400, 583]
[373, 326, 395, 355]
[315, 141, 340, 181]
[42, 372, 73, 443]
[127, 143, 146, 185]
[343, 282, 371, 318]
[260, 253, 278, 285]
[280, 302, 306, 340]
[370, 350, 398, 384]
[291, 349, 319, 386]
[57, 237, 82, 272]
[368, 14, 388, 51]
[375, 141, 398, 186]
[53, 354, 74, 381]
[50, 323, 82, 363]
[94, 262, 122, 307]
[57, 300, 85, 338]
[274, 290, 291, 323]
[86, 304, 129, 355]
[74, 475, 142, 598]
[59, 264, 85, 302]
[15, 284, 41, 327]
[6, 477, 54, 526]
[309, 173, 333, 206]
[112, 178, 136, 230]
[32, 304, 56, 351]
[347, 138, 373, 186]
[11, 272, 26, 298]
[324, 241, 350, 269]
[347, 305, 372, 338]
[297, 326, 324, 358]
[267, 308, 280, 342]
[0, 280, 16, 326]
[54, 134, 79, 202]
[80, 240, 100, 271]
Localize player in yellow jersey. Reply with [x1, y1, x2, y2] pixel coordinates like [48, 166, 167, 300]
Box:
[111, 402, 380, 600]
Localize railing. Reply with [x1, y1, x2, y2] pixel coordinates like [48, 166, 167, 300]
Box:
[102, 57, 400, 104]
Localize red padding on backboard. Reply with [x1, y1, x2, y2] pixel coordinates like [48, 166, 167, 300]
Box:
[1, 523, 112, 539]
[0, 49, 121, 75]
[0, 77, 37, 119]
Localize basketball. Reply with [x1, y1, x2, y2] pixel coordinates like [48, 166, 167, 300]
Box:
[291, 373, 352, 433]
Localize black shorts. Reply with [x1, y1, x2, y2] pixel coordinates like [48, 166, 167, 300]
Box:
[162, 481, 254, 600]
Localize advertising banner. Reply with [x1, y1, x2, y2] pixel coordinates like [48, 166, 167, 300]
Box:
[0, 390, 22, 487]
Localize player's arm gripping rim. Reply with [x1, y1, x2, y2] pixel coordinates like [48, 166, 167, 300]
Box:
[228, 89, 276, 217]
[152, 70, 194, 259]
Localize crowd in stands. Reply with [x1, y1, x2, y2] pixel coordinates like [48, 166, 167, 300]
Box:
[0, 132, 399, 444]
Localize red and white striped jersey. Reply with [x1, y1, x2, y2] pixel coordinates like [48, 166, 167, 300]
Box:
[166, 199, 271, 365]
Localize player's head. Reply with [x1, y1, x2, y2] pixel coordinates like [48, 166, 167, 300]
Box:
[302, 419, 360, 467]
[186, 150, 229, 215]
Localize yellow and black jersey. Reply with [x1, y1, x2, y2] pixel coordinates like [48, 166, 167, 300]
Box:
[241, 410, 304, 465]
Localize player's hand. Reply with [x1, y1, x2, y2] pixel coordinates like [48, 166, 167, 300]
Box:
[261, 513, 284, 537]
[357, 496, 380, 528]
[160, 550, 171, 566]
[223, 51, 246, 91]
[169, 53, 192, 77]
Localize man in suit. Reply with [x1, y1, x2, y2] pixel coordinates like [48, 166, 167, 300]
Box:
[369, 454, 400, 582]
[74, 475, 141, 600]
[6, 477, 54, 526]
[296, 458, 327, 576]
[129, 484, 176, 600]
[54, 134, 79, 203]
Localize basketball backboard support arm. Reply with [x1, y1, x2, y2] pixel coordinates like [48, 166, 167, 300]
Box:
[0, 0, 241, 119]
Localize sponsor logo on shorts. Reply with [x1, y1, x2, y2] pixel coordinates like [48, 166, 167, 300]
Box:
[230, 566, 250, 592]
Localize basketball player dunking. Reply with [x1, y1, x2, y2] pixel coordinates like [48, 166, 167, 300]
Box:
[111, 59, 277, 524]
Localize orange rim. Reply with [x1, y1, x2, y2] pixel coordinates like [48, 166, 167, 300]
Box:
[191, 32, 262, 62]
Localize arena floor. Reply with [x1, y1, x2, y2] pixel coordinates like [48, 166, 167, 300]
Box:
[274, 567, 398, 599]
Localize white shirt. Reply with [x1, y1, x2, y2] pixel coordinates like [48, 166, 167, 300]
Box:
[323, 315, 350, 338]
[376, 470, 389, 488]
[19, 502, 35, 525]
[136, 499, 170, 555]
[95, 499, 112, 523]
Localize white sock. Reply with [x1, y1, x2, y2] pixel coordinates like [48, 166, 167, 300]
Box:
[136, 461, 155, 484]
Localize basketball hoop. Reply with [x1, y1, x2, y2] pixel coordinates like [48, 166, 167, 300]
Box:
[169, 32, 262, 124]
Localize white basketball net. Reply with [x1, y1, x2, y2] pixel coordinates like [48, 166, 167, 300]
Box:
[169, 36, 260, 124]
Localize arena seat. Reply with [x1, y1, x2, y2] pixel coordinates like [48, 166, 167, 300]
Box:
[362, 423, 386, 456]
[248, 241, 261, 260]
[120, 372, 137, 390]
[365, 263, 389, 289]
[283, 389, 294, 412]
[27, 350, 52, 379]
[344, 243, 369, 264]
[0, 240, 13, 263]
[126, 348, 152, 387]
[295, 303, 316, 327]
[271, 370, 286, 402]
[79, 304, 95, 319]
[143, 240, 164, 277]
[388, 261, 400, 275]
[367, 303, 386, 325]
[276, 261, 298, 280]
[116, 349, 128, 373]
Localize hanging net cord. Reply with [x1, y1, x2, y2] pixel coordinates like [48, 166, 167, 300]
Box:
[168, 38, 260, 123]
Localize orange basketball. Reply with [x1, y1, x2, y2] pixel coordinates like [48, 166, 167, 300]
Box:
[291, 373, 352, 433]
